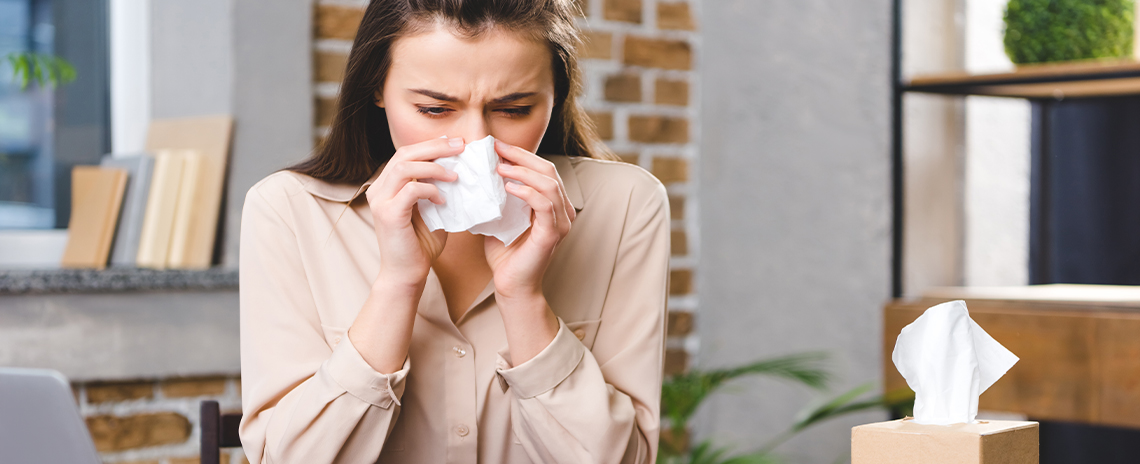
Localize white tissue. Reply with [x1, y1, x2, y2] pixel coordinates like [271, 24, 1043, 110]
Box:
[415, 135, 533, 246]
[891, 300, 1019, 425]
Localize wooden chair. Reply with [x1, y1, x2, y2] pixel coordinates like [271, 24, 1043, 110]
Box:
[200, 400, 242, 464]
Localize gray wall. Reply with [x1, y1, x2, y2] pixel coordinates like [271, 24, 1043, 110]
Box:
[697, 1, 893, 462]
[150, 0, 313, 268]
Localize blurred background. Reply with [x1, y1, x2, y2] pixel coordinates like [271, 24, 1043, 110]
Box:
[2, 0, 1139, 463]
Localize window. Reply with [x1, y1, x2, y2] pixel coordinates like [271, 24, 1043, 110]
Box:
[0, 0, 110, 230]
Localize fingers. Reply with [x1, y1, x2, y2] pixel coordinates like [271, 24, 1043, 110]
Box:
[494, 139, 557, 177]
[495, 139, 575, 221]
[375, 160, 457, 199]
[505, 182, 561, 247]
[497, 162, 572, 230]
[391, 136, 466, 162]
[379, 181, 443, 227]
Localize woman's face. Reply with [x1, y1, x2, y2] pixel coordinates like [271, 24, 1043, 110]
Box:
[378, 25, 555, 153]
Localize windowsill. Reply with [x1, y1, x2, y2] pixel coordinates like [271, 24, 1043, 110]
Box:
[0, 267, 238, 295]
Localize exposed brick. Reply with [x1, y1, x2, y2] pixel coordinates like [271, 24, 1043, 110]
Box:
[170, 457, 200, 464]
[587, 111, 614, 140]
[668, 310, 694, 336]
[581, 31, 613, 59]
[671, 230, 688, 256]
[316, 97, 337, 127]
[604, 74, 642, 102]
[617, 152, 640, 165]
[655, 79, 689, 106]
[161, 376, 228, 398]
[85, 380, 153, 404]
[658, 2, 696, 30]
[87, 412, 191, 452]
[664, 348, 689, 376]
[604, 0, 641, 23]
[624, 37, 692, 70]
[315, 4, 364, 40]
[669, 269, 693, 296]
[652, 157, 689, 183]
[653, 157, 689, 183]
[631, 116, 689, 144]
[315, 51, 348, 82]
[669, 195, 685, 220]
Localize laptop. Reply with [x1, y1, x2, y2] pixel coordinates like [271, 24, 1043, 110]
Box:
[0, 367, 101, 463]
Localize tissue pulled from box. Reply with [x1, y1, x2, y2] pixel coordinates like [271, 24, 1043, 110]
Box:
[891, 300, 1019, 426]
[415, 135, 532, 245]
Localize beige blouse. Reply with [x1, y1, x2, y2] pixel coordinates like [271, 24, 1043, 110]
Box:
[238, 155, 670, 464]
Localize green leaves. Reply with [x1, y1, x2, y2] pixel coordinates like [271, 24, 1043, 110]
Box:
[5, 52, 77, 90]
[1003, 0, 1136, 64]
[657, 351, 918, 464]
[661, 352, 830, 431]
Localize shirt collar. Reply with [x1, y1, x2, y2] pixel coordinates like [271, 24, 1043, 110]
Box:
[300, 154, 585, 212]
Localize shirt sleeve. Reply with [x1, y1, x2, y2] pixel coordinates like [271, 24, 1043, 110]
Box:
[495, 174, 669, 464]
[238, 180, 409, 464]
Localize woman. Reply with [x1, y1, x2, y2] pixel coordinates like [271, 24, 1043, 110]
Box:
[238, 0, 669, 462]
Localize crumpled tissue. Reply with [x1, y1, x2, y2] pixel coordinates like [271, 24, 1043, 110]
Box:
[415, 135, 533, 245]
[891, 300, 1019, 425]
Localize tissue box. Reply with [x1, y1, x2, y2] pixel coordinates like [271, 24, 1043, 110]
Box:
[851, 419, 1038, 464]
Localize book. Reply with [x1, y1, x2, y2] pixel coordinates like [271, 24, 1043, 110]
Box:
[100, 153, 155, 268]
[136, 150, 187, 269]
[60, 166, 128, 269]
[167, 150, 204, 268]
[145, 116, 234, 269]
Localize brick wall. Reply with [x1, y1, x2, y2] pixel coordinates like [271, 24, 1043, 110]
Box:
[74, 375, 245, 464]
[314, 0, 701, 377]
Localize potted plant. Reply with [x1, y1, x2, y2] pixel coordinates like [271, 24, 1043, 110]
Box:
[1003, 0, 1136, 65]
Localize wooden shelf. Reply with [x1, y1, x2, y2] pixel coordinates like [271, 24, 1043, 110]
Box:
[904, 59, 1140, 99]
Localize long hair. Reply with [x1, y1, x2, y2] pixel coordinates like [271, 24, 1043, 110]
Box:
[288, 0, 615, 184]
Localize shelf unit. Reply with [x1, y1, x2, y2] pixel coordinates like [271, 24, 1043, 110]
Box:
[888, 1, 1140, 296]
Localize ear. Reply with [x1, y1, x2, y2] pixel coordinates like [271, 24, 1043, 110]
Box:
[373, 89, 385, 108]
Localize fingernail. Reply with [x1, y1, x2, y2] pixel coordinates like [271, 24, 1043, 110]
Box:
[448, 137, 463, 147]
[500, 163, 513, 171]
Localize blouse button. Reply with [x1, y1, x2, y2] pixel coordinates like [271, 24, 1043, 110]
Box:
[573, 329, 586, 340]
[453, 346, 467, 358]
[456, 424, 470, 437]
[333, 336, 341, 346]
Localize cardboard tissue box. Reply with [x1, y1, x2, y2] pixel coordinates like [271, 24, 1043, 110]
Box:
[853, 300, 1038, 463]
[852, 418, 1038, 464]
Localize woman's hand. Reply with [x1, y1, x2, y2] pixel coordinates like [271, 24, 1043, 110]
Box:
[486, 140, 572, 364]
[485, 139, 576, 300]
[365, 137, 463, 288]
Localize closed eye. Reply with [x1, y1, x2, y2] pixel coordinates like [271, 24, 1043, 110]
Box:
[496, 106, 532, 117]
[416, 106, 453, 118]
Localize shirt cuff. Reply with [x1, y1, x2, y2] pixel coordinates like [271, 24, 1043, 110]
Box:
[323, 334, 410, 409]
[495, 318, 586, 399]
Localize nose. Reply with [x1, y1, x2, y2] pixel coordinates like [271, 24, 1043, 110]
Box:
[458, 111, 491, 143]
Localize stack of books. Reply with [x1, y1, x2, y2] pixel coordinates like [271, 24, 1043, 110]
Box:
[60, 116, 233, 270]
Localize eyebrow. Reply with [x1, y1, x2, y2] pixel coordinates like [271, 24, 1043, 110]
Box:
[408, 89, 538, 104]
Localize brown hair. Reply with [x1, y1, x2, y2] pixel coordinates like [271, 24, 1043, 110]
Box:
[288, 0, 616, 184]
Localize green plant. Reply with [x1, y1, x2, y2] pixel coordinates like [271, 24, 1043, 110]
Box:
[5, 51, 76, 90]
[658, 353, 915, 464]
[1003, 0, 1136, 64]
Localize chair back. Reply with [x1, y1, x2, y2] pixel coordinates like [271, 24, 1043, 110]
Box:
[200, 400, 242, 464]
